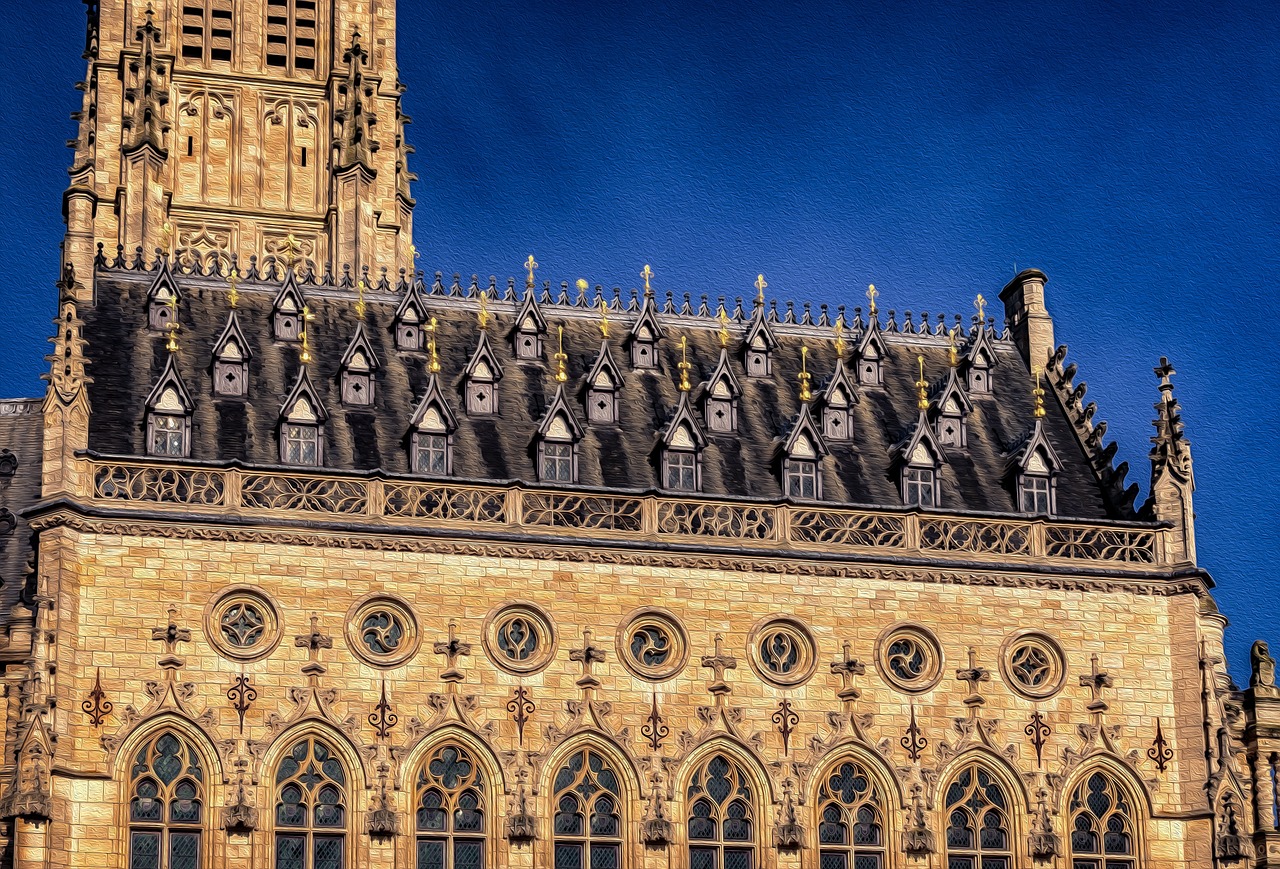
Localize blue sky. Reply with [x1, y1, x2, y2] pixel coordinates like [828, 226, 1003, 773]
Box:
[0, 1, 1276, 677]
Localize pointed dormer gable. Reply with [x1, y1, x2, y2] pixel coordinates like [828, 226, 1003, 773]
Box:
[855, 319, 888, 386]
[659, 391, 707, 492]
[408, 374, 457, 476]
[536, 385, 584, 484]
[896, 412, 944, 507]
[779, 403, 828, 499]
[930, 367, 973, 448]
[279, 368, 326, 465]
[585, 340, 624, 424]
[144, 355, 194, 458]
[271, 271, 307, 341]
[627, 294, 665, 369]
[211, 310, 251, 398]
[661, 391, 709, 451]
[510, 291, 548, 361]
[393, 281, 429, 351]
[462, 331, 503, 415]
[146, 260, 181, 331]
[701, 349, 742, 433]
[741, 307, 778, 377]
[536, 385, 585, 442]
[1009, 419, 1062, 515]
[962, 323, 999, 394]
[339, 324, 381, 407]
[819, 358, 858, 441]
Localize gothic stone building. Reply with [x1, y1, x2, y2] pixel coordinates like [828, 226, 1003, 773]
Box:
[0, 2, 1276, 868]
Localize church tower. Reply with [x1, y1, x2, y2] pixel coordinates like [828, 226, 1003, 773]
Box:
[62, 0, 416, 300]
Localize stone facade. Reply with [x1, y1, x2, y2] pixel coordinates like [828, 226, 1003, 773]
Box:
[1, 2, 1278, 868]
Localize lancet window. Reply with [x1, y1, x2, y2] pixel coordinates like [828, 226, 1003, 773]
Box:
[687, 755, 756, 869]
[1018, 445, 1056, 515]
[181, 0, 233, 65]
[412, 405, 453, 476]
[266, 0, 318, 75]
[901, 441, 940, 508]
[128, 732, 204, 869]
[538, 413, 578, 484]
[822, 383, 852, 441]
[942, 765, 1012, 869]
[147, 386, 191, 458]
[815, 760, 886, 869]
[553, 749, 623, 869]
[663, 422, 701, 492]
[274, 738, 348, 869]
[416, 744, 486, 869]
[1068, 772, 1138, 869]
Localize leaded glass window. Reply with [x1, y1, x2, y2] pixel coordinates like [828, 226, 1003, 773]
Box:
[903, 467, 935, 508]
[687, 755, 755, 869]
[816, 760, 886, 869]
[553, 749, 623, 869]
[417, 744, 486, 869]
[148, 412, 190, 458]
[1019, 474, 1052, 515]
[275, 738, 347, 869]
[541, 440, 575, 484]
[943, 765, 1012, 869]
[784, 459, 818, 500]
[129, 732, 204, 869]
[414, 433, 451, 476]
[1069, 772, 1137, 869]
[282, 423, 320, 466]
[664, 449, 698, 492]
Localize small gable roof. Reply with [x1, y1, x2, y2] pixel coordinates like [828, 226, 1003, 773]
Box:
[742, 305, 778, 353]
[628, 293, 665, 344]
[510, 291, 548, 336]
[820, 358, 857, 407]
[896, 411, 944, 468]
[856, 317, 889, 361]
[700, 349, 742, 401]
[462, 331, 504, 382]
[780, 403, 828, 459]
[393, 280, 429, 324]
[660, 391, 708, 450]
[145, 259, 182, 304]
[536, 385, 585, 441]
[409, 374, 458, 433]
[585, 340, 623, 391]
[280, 368, 328, 423]
[145, 355, 194, 413]
[271, 270, 306, 315]
[212, 310, 252, 361]
[930, 367, 973, 417]
[1008, 419, 1063, 474]
[340, 323, 381, 372]
[963, 323, 1000, 370]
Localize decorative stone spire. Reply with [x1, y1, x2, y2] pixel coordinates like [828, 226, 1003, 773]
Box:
[1145, 357, 1196, 562]
[333, 31, 379, 172]
[122, 7, 170, 156]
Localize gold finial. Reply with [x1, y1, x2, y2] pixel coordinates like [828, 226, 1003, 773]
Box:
[411, 243, 420, 262]
[866, 284, 879, 318]
[754, 273, 767, 307]
[164, 293, 180, 354]
[799, 345, 812, 402]
[834, 315, 847, 358]
[426, 316, 441, 373]
[159, 221, 174, 260]
[948, 326, 959, 368]
[677, 335, 692, 392]
[598, 298, 610, 338]
[300, 305, 315, 365]
[1033, 367, 1046, 419]
[282, 232, 301, 273]
[915, 355, 929, 410]
[227, 266, 240, 309]
[525, 255, 538, 291]
[356, 278, 367, 319]
[554, 325, 568, 383]
[717, 305, 731, 348]
[478, 290, 491, 331]
[641, 264, 654, 297]
[974, 293, 986, 324]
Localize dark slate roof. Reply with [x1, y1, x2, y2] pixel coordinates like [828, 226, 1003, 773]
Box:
[0, 400, 43, 624]
[81, 266, 1115, 520]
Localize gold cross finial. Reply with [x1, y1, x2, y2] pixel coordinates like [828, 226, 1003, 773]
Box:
[641, 264, 654, 297]
[411, 243, 421, 262]
[754, 273, 767, 307]
[282, 232, 301, 273]
[554, 325, 568, 383]
[478, 290, 491, 330]
[356, 278, 367, 319]
[974, 293, 986, 324]
[164, 293, 180, 354]
[227, 266, 240, 309]
[525, 255, 538, 290]
[598, 298, 610, 338]
[915, 355, 929, 410]
[866, 284, 879, 317]
[300, 305, 315, 365]
[799, 345, 812, 402]
[948, 326, 959, 368]
[159, 221, 174, 260]
[677, 335, 692, 392]
[1032, 366, 1046, 419]
[717, 305, 731, 348]
[834, 315, 847, 358]
[426, 316, 441, 373]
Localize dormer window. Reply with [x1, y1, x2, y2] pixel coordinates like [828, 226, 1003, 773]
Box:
[515, 314, 543, 360]
[466, 361, 496, 415]
[783, 434, 820, 500]
[341, 350, 374, 405]
[745, 334, 770, 377]
[149, 285, 177, 331]
[857, 343, 881, 385]
[274, 296, 302, 341]
[395, 302, 424, 351]
[936, 395, 966, 447]
[538, 414, 577, 483]
[902, 442, 939, 508]
[822, 384, 851, 441]
[963, 326, 998, 395]
[588, 368, 618, 424]
[631, 324, 657, 369]
[147, 387, 191, 458]
[1015, 437, 1059, 516]
[967, 350, 992, 394]
[662, 423, 701, 492]
[212, 312, 250, 398]
[412, 405, 452, 476]
[705, 380, 735, 433]
[279, 372, 326, 466]
[1019, 470, 1052, 514]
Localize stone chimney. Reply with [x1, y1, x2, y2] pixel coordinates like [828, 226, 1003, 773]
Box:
[999, 269, 1055, 371]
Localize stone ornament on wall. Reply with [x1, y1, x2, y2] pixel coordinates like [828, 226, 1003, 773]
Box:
[345, 594, 420, 668]
[875, 624, 944, 694]
[999, 631, 1068, 700]
[482, 601, 557, 676]
[205, 586, 283, 663]
[748, 616, 818, 688]
[617, 607, 689, 682]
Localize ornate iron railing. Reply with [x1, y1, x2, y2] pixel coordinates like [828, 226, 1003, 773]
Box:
[82, 460, 1165, 567]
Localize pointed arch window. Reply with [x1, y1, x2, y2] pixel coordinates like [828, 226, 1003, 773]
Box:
[663, 423, 701, 492]
[705, 378, 737, 434]
[274, 738, 348, 869]
[412, 403, 453, 476]
[416, 744, 486, 869]
[553, 749, 623, 869]
[514, 315, 544, 361]
[1019, 447, 1054, 515]
[901, 441, 940, 508]
[815, 759, 886, 869]
[538, 414, 578, 484]
[744, 334, 770, 378]
[822, 383, 851, 441]
[274, 296, 303, 341]
[1069, 772, 1137, 869]
[281, 393, 323, 466]
[967, 348, 993, 394]
[150, 284, 178, 332]
[340, 349, 375, 407]
[943, 765, 1012, 869]
[466, 360, 497, 415]
[783, 433, 821, 500]
[147, 385, 192, 458]
[128, 731, 204, 869]
[630, 324, 657, 369]
[396, 304, 425, 352]
[687, 755, 756, 869]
